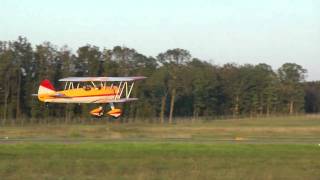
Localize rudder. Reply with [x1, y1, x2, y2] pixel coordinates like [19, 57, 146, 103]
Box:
[38, 79, 56, 95]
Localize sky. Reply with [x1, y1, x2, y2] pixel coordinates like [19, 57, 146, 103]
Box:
[0, 0, 319, 80]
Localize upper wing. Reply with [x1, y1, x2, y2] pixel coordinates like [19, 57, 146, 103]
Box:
[59, 76, 146, 82]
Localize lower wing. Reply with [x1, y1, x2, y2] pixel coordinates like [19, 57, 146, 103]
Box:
[92, 98, 138, 103]
[108, 98, 138, 103]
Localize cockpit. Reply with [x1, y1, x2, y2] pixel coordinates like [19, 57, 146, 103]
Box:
[63, 81, 115, 91]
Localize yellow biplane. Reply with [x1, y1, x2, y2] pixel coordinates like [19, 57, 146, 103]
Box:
[34, 77, 146, 118]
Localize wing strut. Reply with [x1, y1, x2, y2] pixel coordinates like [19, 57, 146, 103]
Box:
[114, 81, 135, 100]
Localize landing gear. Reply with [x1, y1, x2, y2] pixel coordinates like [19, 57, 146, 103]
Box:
[89, 106, 104, 117]
[106, 103, 122, 118]
[89, 103, 122, 118]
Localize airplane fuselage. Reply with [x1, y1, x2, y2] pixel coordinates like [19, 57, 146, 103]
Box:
[38, 86, 119, 104]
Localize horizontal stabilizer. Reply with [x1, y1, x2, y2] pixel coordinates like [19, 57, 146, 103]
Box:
[49, 93, 71, 98]
[32, 93, 71, 98]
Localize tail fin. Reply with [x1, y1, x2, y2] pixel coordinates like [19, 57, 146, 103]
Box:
[38, 79, 56, 95]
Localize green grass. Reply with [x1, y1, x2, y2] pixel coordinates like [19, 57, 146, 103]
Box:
[1, 115, 320, 143]
[0, 143, 320, 180]
[1, 115, 320, 179]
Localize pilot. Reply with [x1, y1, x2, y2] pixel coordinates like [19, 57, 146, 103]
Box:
[84, 85, 92, 91]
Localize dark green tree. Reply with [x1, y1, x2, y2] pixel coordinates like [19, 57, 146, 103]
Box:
[278, 63, 307, 114]
[157, 48, 191, 123]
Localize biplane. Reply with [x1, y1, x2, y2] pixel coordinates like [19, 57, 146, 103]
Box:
[34, 76, 146, 118]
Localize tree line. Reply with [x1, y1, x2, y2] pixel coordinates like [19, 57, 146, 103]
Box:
[0, 37, 319, 124]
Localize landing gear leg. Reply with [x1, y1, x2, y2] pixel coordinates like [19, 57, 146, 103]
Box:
[106, 103, 122, 118]
[109, 103, 115, 110]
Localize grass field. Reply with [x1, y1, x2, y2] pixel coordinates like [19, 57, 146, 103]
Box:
[1, 143, 320, 180]
[0, 115, 320, 179]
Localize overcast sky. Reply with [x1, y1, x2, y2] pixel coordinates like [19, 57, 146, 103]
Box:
[1, 0, 319, 80]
